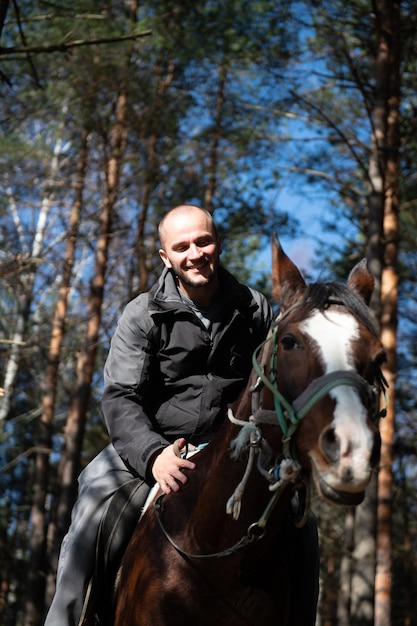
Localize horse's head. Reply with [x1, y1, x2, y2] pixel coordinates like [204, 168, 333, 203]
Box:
[264, 236, 387, 506]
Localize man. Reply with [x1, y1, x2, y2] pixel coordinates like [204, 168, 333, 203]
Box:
[45, 204, 273, 626]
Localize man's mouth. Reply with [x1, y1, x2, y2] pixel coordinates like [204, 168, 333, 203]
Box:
[187, 262, 208, 271]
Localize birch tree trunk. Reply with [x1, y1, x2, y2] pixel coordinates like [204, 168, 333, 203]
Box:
[0, 118, 67, 427]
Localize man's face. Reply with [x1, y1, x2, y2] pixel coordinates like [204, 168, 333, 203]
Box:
[159, 210, 221, 294]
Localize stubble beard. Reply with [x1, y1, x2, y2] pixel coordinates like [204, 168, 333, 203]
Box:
[176, 266, 216, 289]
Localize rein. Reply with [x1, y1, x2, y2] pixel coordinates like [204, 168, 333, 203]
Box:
[154, 493, 265, 560]
[154, 460, 299, 560]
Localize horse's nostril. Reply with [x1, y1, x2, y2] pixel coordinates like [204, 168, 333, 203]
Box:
[321, 426, 340, 463]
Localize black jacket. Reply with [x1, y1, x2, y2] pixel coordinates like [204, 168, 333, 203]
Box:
[102, 266, 273, 479]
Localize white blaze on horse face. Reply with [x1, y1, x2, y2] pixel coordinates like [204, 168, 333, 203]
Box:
[301, 309, 373, 483]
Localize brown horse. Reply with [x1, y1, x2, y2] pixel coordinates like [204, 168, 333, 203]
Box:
[113, 238, 387, 626]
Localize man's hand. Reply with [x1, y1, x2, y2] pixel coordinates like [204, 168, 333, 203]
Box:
[152, 438, 196, 494]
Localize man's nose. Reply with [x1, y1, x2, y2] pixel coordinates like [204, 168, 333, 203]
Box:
[189, 243, 203, 258]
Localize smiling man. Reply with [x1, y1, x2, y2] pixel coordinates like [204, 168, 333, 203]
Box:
[45, 204, 273, 626]
[158, 205, 221, 304]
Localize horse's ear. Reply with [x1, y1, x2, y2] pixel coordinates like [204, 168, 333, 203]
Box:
[271, 233, 306, 308]
[347, 258, 374, 305]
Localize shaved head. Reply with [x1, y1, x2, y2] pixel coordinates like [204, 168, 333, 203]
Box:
[158, 205, 216, 248]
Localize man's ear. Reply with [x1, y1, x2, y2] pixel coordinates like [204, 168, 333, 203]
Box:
[159, 249, 172, 268]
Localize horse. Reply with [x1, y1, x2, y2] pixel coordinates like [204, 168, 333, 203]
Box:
[113, 237, 387, 626]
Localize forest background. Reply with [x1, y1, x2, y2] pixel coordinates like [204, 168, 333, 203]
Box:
[0, 1, 416, 626]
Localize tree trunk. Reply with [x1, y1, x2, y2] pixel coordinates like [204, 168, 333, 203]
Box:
[337, 507, 355, 626]
[24, 128, 90, 626]
[374, 1, 400, 625]
[349, 3, 401, 626]
[0, 0, 9, 39]
[350, 474, 378, 626]
[47, 30, 133, 596]
[204, 63, 227, 214]
[0, 508, 14, 621]
[351, 2, 392, 618]
[398, 457, 412, 626]
[136, 57, 176, 296]
[0, 121, 66, 426]
[321, 551, 337, 626]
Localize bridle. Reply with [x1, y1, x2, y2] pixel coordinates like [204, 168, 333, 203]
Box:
[225, 304, 388, 522]
[154, 302, 388, 560]
[250, 312, 388, 443]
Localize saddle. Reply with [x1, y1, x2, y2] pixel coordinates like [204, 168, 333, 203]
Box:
[79, 478, 152, 626]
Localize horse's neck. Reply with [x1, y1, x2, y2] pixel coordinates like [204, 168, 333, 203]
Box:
[179, 418, 290, 554]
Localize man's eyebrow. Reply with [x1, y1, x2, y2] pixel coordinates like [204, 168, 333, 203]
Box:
[171, 234, 214, 248]
[171, 240, 188, 249]
[195, 233, 215, 242]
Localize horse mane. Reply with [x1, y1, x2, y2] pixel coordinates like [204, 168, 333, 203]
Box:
[302, 281, 380, 338]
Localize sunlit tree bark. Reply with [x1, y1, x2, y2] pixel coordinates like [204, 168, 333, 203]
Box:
[373, 2, 400, 626]
[24, 128, 90, 626]
[47, 4, 136, 598]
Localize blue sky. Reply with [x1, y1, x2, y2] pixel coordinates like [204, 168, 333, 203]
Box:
[253, 185, 344, 287]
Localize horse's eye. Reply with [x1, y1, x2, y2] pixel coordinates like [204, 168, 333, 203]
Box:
[280, 335, 298, 351]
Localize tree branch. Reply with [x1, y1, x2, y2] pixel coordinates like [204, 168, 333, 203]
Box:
[0, 446, 51, 473]
[0, 29, 151, 56]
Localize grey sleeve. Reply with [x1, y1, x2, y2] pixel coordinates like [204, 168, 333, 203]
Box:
[102, 298, 168, 479]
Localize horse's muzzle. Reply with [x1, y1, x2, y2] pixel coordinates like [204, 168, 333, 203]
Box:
[310, 423, 380, 505]
[320, 425, 381, 469]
